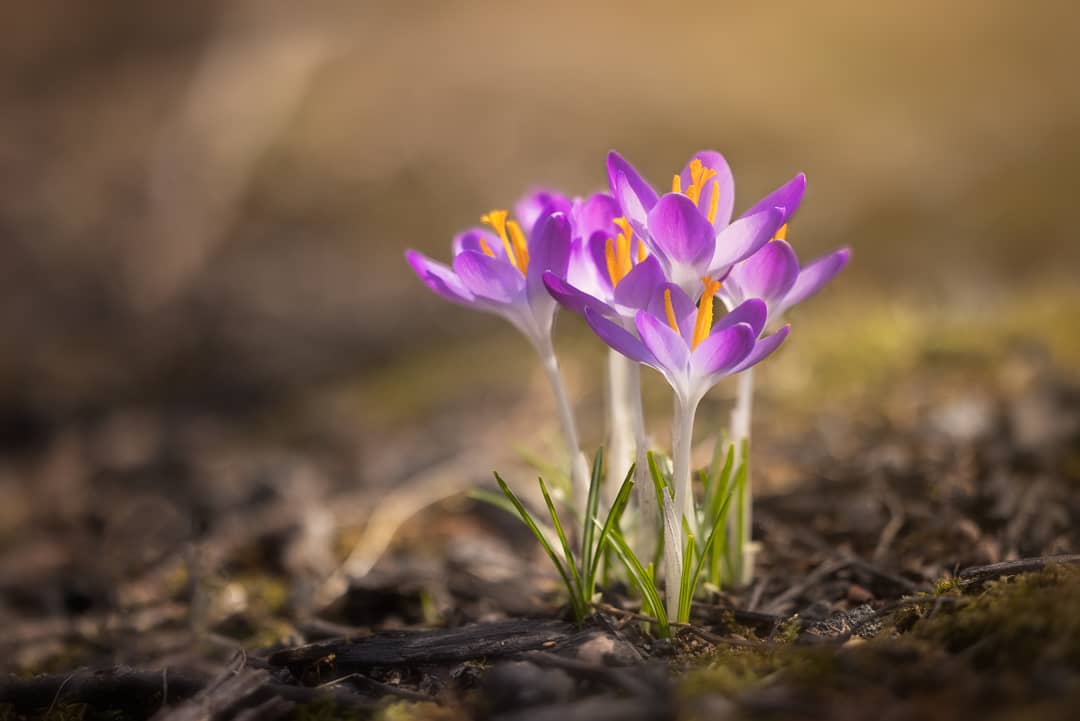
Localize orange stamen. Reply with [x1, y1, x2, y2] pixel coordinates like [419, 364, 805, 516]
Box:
[478, 237, 496, 257]
[606, 217, 643, 287]
[774, 223, 788, 241]
[507, 219, 529, 271]
[481, 210, 517, 270]
[706, 180, 719, 224]
[672, 175, 682, 194]
[636, 238, 647, 263]
[663, 289, 680, 334]
[605, 237, 619, 287]
[692, 279, 723, 350]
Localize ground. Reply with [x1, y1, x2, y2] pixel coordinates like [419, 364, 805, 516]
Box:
[2, 290, 1078, 720]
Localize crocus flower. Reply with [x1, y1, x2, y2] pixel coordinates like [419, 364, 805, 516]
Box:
[584, 281, 790, 526]
[406, 199, 591, 517]
[584, 283, 789, 410]
[406, 206, 572, 351]
[541, 197, 667, 327]
[606, 150, 804, 297]
[719, 224, 852, 326]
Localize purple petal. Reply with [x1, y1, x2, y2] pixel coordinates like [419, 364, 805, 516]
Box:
[515, 188, 572, 237]
[607, 151, 659, 215]
[678, 150, 736, 230]
[732, 324, 790, 373]
[647, 193, 715, 267]
[731, 240, 800, 304]
[572, 231, 615, 296]
[783, 247, 851, 309]
[612, 170, 651, 239]
[526, 212, 573, 300]
[612, 255, 665, 312]
[585, 308, 653, 364]
[713, 298, 768, 338]
[452, 250, 525, 303]
[646, 282, 697, 339]
[740, 173, 806, 224]
[636, 311, 691, 375]
[544, 271, 616, 318]
[692, 322, 755, 377]
[573, 193, 622, 241]
[406, 250, 475, 305]
[453, 229, 503, 259]
[709, 208, 784, 271]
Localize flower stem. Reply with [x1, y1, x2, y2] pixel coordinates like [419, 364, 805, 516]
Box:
[606, 349, 635, 506]
[729, 367, 756, 586]
[627, 362, 657, 563]
[539, 343, 590, 528]
[672, 394, 699, 539]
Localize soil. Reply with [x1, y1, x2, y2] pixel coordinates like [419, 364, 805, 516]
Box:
[1, 317, 1079, 721]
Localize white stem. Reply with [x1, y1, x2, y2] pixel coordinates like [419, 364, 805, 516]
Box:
[605, 349, 635, 506]
[539, 343, 590, 526]
[729, 367, 756, 586]
[660, 492, 683, 624]
[628, 362, 657, 563]
[672, 394, 699, 540]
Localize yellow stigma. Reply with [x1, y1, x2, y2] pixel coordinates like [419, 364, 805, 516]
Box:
[481, 209, 528, 274]
[605, 216, 641, 287]
[663, 289, 679, 333]
[685, 159, 718, 207]
[672, 175, 682, 194]
[691, 278, 723, 350]
[774, 223, 788, 241]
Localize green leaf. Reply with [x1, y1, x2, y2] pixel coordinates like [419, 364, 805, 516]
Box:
[708, 443, 736, 524]
[678, 533, 697, 624]
[646, 451, 671, 512]
[538, 476, 583, 603]
[695, 465, 740, 595]
[587, 464, 635, 596]
[602, 525, 670, 637]
[468, 488, 521, 518]
[581, 447, 604, 583]
[495, 473, 584, 621]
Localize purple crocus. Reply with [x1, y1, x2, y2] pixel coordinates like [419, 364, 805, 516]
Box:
[540, 193, 667, 326]
[720, 225, 852, 325]
[607, 150, 804, 298]
[405, 197, 591, 517]
[584, 282, 789, 411]
[584, 280, 789, 529]
[406, 206, 572, 351]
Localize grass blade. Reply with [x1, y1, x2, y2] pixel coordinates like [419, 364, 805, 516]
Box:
[538, 476, 583, 603]
[581, 448, 604, 585]
[495, 473, 583, 621]
[587, 464, 635, 594]
[602, 525, 670, 637]
[678, 532, 697, 623]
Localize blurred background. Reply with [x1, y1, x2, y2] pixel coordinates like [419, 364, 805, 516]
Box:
[2, 0, 1079, 662]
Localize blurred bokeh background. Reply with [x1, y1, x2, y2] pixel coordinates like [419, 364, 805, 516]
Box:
[2, 0, 1079, 634]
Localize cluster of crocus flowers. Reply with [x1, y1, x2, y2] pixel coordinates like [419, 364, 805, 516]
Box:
[406, 148, 849, 624]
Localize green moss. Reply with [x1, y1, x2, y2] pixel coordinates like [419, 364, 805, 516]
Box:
[290, 698, 368, 721]
[913, 565, 1080, 670]
[934, 577, 959, 595]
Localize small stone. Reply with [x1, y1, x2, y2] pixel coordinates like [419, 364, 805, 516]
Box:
[847, 584, 874, 604]
[482, 661, 575, 713]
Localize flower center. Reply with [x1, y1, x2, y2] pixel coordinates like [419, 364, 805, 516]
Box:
[672, 159, 721, 224]
[480, 209, 529, 275]
[663, 278, 723, 350]
[605, 217, 647, 287]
